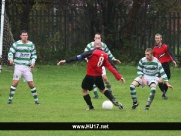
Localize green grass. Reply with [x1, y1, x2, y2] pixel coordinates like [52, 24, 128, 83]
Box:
[0, 63, 181, 135]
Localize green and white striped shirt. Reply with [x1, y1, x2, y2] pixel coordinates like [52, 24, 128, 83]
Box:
[84, 42, 115, 60]
[8, 40, 37, 66]
[137, 57, 168, 81]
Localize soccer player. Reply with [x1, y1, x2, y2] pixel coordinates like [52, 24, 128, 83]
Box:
[130, 48, 173, 110]
[57, 39, 125, 110]
[7, 30, 40, 105]
[153, 33, 177, 99]
[84, 33, 121, 99]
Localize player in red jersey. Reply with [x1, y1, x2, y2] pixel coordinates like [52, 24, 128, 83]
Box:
[57, 39, 125, 110]
[153, 33, 177, 99]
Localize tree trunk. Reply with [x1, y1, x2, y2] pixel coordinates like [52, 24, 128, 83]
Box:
[20, 0, 35, 31]
[123, 0, 144, 41]
[101, 1, 116, 49]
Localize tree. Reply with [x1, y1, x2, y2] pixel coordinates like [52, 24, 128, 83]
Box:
[123, 0, 144, 41]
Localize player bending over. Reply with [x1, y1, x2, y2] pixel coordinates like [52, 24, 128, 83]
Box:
[130, 48, 173, 110]
[57, 39, 125, 110]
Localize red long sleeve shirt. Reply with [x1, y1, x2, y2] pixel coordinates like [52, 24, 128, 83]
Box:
[65, 48, 122, 80]
[153, 44, 176, 63]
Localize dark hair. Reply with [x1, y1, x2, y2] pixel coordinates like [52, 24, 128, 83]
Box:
[20, 30, 28, 35]
[95, 33, 101, 37]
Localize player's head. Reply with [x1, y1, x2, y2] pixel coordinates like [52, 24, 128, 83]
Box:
[94, 33, 101, 41]
[145, 48, 153, 61]
[20, 30, 28, 42]
[155, 33, 162, 45]
[94, 39, 102, 48]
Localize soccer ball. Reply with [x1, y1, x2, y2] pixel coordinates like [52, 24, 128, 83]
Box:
[102, 100, 113, 110]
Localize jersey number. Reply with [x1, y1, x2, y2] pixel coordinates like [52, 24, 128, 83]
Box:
[97, 56, 104, 67]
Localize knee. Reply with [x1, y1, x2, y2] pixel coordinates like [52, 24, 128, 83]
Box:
[150, 86, 156, 93]
[82, 89, 88, 95]
[28, 81, 34, 88]
[130, 84, 135, 89]
[12, 81, 19, 87]
[102, 76, 109, 82]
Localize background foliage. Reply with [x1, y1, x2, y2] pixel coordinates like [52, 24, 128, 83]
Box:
[2, 0, 181, 65]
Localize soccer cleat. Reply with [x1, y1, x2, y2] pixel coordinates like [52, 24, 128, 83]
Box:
[132, 102, 139, 109]
[86, 106, 94, 110]
[162, 93, 168, 100]
[112, 100, 123, 110]
[145, 105, 150, 110]
[35, 101, 40, 105]
[93, 96, 99, 99]
[7, 101, 12, 104]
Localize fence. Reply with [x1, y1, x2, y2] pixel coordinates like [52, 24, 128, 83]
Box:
[3, 1, 181, 64]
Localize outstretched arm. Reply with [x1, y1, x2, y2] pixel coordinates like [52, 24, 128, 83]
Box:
[57, 50, 94, 65]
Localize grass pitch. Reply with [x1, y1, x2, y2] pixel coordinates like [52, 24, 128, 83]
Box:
[0, 63, 181, 135]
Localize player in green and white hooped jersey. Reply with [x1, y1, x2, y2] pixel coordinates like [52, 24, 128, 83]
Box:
[7, 30, 40, 105]
[84, 33, 121, 99]
[130, 48, 173, 110]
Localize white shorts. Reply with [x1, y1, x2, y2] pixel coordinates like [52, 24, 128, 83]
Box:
[134, 75, 159, 87]
[102, 66, 106, 76]
[13, 65, 33, 82]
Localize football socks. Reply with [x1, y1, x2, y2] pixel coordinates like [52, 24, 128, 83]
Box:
[130, 84, 137, 102]
[30, 87, 39, 102]
[93, 84, 99, 97]
[83, 94, 93, 107]
[7, 85, 16, 103]
[146, 86, 156, 106]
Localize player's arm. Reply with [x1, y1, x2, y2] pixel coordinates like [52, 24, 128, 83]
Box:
[137, 59, 147, 85]
[103, 43, 121, 63]
[167, 45, 177, 66]
[108, 57, 119, 72]
[102, 43, 115, 60]
[57, 50, 94, 65]
[8, 43, 16, 65]
[137, 59, 144, 78]
[158, 62, 173, 89]
[84, 43, 92, 62]
[104, 58, 125, 83]
[30, 43, 37, 68]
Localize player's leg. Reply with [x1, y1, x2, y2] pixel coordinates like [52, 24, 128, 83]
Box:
[92, 84, 99, 99]
[81, 75, 94, 110]
[102, 67, 112, 93]
[7, 65, 21, 104]
[160, 62, 170, 99]
[162, 63, 170, 99]
[145, 83, 156, 110]
[7, 80, 19, 104]
[130, 78, 140, 109]
[102, 75, 112, 92]
[24, 66, 40, 105]
[96, 76, 123, 109]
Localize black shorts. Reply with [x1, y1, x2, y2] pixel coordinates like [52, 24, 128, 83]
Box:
[81, 75, 105, 91]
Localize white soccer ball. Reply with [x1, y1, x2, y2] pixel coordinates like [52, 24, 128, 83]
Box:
[102, 100, 113, 110]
